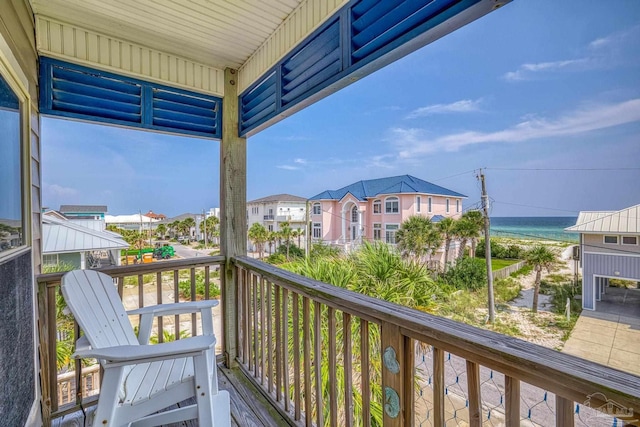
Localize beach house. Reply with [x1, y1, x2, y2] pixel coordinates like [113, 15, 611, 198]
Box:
[309, 175, 465, 255]
[2, 1, 638, 426]
[246, 194, 307, 251]
[566, 204, 640, 311]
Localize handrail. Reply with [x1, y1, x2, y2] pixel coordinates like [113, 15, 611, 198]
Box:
[232, 255, 640, 415]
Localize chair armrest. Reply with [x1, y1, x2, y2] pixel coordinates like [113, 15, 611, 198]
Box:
[130, 300, 219, 344]
[127, 300, 219, 317]
[72, 335, 216, 365]
[75, 335, 91, 352]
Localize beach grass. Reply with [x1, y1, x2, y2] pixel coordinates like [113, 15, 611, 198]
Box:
[491, 258, 519, 270]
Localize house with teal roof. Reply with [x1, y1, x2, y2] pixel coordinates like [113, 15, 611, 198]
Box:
[308, 175, 465, 257]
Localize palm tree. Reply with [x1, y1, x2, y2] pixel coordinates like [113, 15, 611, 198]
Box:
[266, 231, 276, 255]
[181, 217, 196, 241]
[248, 223, 268, 259]
[156, 223, 167, 239]
[279, 221, 293, 259]
[199, 215, 219, 245]
[396, 216, 439, 264]
[464, 210, 484, 257]
[454, 214, 481, 260]
[296, 228, 305, 248]
[168, 221, 180, 238]
[525, 244, 557, 313]
[437, 217, 456, 269]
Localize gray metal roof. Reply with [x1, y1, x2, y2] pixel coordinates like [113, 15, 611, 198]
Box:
[565, 204, 640, 234]
[248, 194, 307, 204]
[59, 205, 108, 213]
[43, 216, 129, 254]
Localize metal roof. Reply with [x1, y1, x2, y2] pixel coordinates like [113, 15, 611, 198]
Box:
[565, 205, 640, 235]
[59, 205, 108, 213]
[43, 216, 129, 254]
[309, 175, 466, 201]
[248, 194, 307, 204]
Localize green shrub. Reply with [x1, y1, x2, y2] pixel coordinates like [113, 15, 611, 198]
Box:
[177, 271, 221, 300]
[442, 257, 487, 290]
[476, 239, 523, 259]
[42, 261, 76, 274]
[265, 253, 287, 265]
[275, 243, 304, 259]
[494, 277, 521, 303]
[310, 242, 341, 259]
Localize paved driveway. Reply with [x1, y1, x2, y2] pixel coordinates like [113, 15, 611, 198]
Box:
[563, 287, 640, 376]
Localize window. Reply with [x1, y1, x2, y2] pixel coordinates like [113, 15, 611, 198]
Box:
[268, 225, 274, 232]
[385, 197, 399, 214]
[416, 196, 421, 213]
[603, 235, 618, 244]
[373, 199, 381, 214]
[428, 197, 432, 213]
[351, 206, 359, 222]
[43, 254, 59, 265]
[0, 73, 24, 255]
[312, 222, 322, 239]
[622, 236, 637, 245]
[446, 198, 450, 213]
[456, 200, 460, 213]
[373, 223, 382, 241]
[312, 203, 321, 215]
[385, 224, 399, 244]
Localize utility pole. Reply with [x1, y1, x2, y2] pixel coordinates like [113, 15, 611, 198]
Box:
[305, 200, 310, 257]
[479, 169, 496, 323]
[203, 209, 208, 249]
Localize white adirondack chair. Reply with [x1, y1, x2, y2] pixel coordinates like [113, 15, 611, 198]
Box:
[61, 269, 230, 427]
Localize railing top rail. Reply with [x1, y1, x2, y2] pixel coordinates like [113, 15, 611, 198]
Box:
[233, 255, 640, 411]
[37, 255, 225, 284]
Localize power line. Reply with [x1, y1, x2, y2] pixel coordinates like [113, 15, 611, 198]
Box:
[492, 201, 579, 214]
[488, 167, 640, 171]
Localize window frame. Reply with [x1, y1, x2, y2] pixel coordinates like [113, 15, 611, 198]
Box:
[428, 197, 432, 213]
[373, 223, 382, 241]
[0, 61, 30, 261]
[312, 222, 322, 239]
[456, 199, 460, 213]
[385, 223, 399, 244]
[373, 199, 382, 214]
[385, 196, 399, 214]
[312, 203, 321, 215]
[621, 236, 638, 245]
[603, 235, 618, 245]
[446, 198, 450, 213]
[416, 196, 421, 213]
[351, 206, 359, 222]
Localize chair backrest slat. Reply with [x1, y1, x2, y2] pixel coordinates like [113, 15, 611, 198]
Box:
[62, 270, 138, 349]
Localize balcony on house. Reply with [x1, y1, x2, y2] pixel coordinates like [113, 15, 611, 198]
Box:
[264, 215, 275, 221]
[37, 256, 640, 426]
[1, 0, 639, 426]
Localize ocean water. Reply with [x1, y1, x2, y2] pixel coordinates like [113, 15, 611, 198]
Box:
[490, 216, 579, 243]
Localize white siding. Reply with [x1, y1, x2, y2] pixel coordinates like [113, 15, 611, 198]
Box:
[36, 17, 225, 96]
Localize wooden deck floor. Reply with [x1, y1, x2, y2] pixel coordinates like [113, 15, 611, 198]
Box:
[53, 365, 291, 427]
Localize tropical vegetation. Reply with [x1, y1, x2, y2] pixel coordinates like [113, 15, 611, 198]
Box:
[524, 244, 558, 313]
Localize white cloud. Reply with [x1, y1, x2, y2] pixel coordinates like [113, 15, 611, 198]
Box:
[44, 183, 79, 197]
[503, 58, 590, 81]
[406, 99, 483, 118]
[277, 165, 300, 170]
[589, 25, 640, 50]
[393, 99, 640, 157]
[293, 158, 307, 165]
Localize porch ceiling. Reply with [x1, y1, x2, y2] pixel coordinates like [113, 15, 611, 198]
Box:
[29, 0, 304, 71]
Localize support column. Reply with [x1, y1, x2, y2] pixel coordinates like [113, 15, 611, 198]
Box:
[341, 207, 346, 243]
[221, 67, 247, 368]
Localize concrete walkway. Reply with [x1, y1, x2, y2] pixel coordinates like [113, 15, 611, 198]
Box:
[563, 287, 640, 376]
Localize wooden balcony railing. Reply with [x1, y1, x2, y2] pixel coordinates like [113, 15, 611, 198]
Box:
[36, 256, 225, 424]
[233, 255, 640, 426]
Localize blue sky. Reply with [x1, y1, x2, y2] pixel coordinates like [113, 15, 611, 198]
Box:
[42, 0, 640, 217]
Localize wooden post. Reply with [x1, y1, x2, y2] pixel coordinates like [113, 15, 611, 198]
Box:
[466, 361, 481, 427]
[221, 67, 247, 368]
[505, 376, 520, 427]
[556, 395, 574, 426]
[381, 323, 404, 426]
[433, 347, 445, 427]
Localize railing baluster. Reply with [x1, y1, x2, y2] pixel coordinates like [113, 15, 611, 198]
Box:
[282, 287, 290, 410]
[260, 277, 266, 386]
[156, 272, 163, 343]
[556, 395, 574, 426]
[314, 301, 324, 427]
[466, 360, 481, 427]
[117, 276, 123, 298]
[173, 270, 180, 340]
[303, 297, 312, 426]
[74, 322, 82, 406]
[293, 292, 301, 420]
[137, 274, 144, 309]
[360, 319, 370, 427]
[381, 323, 404, 427]
[267, 280, 273, 394]
[275, 285, 282, 402]
[204, 265, 210, 300]
[433, 347, 445, 427]
[246, 270, 253, 370]
[403, 336, 415, 427]
[505, 375, 520, 426]
[190, 268, 197, 336]
[253, 274, 259, 377]
[343, 312, 353, 426]
[328, 306, 337, 427]
[48, 285, 58, 414]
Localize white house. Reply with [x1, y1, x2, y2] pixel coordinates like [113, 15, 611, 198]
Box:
[565, 204, 640, 310]
[247, 194, 307, 251]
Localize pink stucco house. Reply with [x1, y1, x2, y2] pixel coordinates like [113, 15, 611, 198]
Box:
[308, 175, 466, 249]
